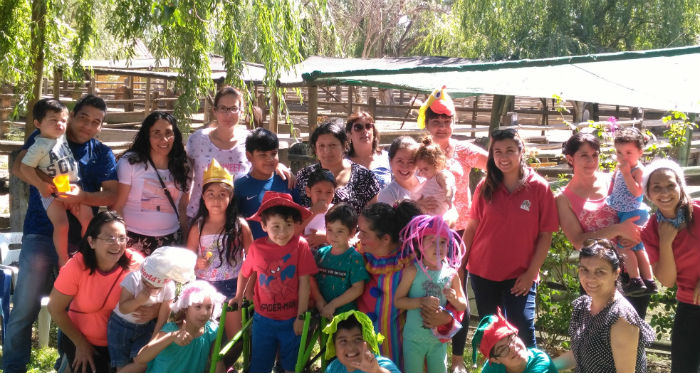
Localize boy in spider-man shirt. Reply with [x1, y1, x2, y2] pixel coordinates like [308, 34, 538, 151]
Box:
[232, 191, 318, 373]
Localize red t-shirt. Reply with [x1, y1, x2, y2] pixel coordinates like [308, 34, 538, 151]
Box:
[53, 249, 143, 346]
[642, 201, 700, 305]
[467, 169, 559, 281]
[240, 235, 318, 320]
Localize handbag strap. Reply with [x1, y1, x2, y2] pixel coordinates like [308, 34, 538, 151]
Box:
[148, 158, 180, 221]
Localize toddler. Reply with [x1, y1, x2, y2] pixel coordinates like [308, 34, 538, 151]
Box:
[414, 137, 455, 219]
[303, 168, 337, 250]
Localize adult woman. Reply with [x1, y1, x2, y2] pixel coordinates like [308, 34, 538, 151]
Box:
[345, 111, 391, 189]
[554, 239, 653, 373]
[47, 211, 143, 373]
[556, 132, 650, 317]
[377, 136, 420, 205]
[296, 119, 380, 215]
[113, 111, 189, 256]
[641, 159, 700, 373]
[463, 129, 558, 348]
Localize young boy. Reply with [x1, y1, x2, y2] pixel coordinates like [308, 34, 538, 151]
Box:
[302, 168, 337, 250]
[19, 98, 92, 267]
[234, 191, 318, 373]
[235, 128, 297, 239]
[323, 310, 401, 373]
[472, 308, 557, 373]
[310, 203, 368, 319]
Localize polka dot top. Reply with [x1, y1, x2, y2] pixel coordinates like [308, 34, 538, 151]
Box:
[570, 292, 654, 373]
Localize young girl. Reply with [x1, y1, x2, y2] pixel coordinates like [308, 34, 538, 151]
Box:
[394, 215, 468, 373]
[377, 136, 421, 206]
[108, 246, 196, 371]
[641, 159, 700, 373]
[414, 137, 456, 219]
[132, 280, 226, 373]
[186, 158, 253, 338]
[607, 127, 655, 295]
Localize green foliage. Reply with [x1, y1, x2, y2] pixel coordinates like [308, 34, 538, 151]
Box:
[662, 111, 698, 157]
[648, 286, 677, 340]
[26, 347, 59, 373]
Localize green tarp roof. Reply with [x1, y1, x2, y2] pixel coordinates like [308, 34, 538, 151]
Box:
[280, 46, 700, 113]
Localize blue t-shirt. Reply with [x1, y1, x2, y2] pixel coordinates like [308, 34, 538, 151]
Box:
[481, 348, 558, 373]
[146, 321, 218, 373]
[234, 173, 297, 239]
[315, 245, 369, 315]
[325, 355, 401, 373]
[22, 130, 117, 237]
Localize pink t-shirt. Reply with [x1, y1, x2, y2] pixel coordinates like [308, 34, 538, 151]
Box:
[447, 140, 483, 230]
[467, 169, 559, 281]
[642, 201, 700, 305]
[560, 186, 618, 234]
[240, 235, 318, 320]
[53, 249, 143, 346]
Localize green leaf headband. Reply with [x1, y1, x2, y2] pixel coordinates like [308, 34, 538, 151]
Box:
[322, 310, 384, 360]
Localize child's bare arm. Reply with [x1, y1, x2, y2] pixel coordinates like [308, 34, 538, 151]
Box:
[186, 224, 200, 252]
[294, 275, 311, 335]
[436, 170, 456, 207]
[133, 330, 177, 364]
[620, 164, 644, 197]
[309, 276, 327, 309]
[394, 265, 422, 310]
[444, 274, 467, 312]
[151, 300, 172, 340]
[20, 163, 56, 197]
[230, 274, 250, 309]
[322, 281, 364, 318]
[119, 287, 151, 315]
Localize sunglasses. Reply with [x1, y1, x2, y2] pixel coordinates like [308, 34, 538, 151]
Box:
[352, 122, 373, 132]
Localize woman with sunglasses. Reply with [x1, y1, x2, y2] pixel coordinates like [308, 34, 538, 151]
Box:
[463, 128, 559, 350]
[556, 132, 650, 318]
[48, 211, 144, 373]
[554, 239, 653, 373]
[345, 111, 391, 189]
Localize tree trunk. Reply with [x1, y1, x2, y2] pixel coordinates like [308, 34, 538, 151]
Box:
[25, 0, 47, 139]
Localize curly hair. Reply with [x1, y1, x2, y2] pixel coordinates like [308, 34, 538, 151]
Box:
[614, 127, 645, 150]
[414, 137, 446, 170]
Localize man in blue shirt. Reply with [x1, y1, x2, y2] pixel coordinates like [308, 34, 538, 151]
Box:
[3, 95, 120, 373]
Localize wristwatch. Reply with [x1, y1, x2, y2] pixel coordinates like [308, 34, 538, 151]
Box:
[297, 314, 305, 321]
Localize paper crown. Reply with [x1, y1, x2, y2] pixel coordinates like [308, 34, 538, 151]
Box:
[417, 85, 456, 129]
[141, 246, 197, 287]
[203, 158, 233, 187]
[472, 307, 519, 362]
[323, 310, 384, 360]
[247, 191, 312, 223]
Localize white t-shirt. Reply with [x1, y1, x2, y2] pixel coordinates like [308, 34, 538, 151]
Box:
[304, 212, 327, 236]
[185, 127, 250, 218]
[111, 270, 176, 324]
[117, 153, 182, 236]
[22, 135, 80, 182]
[377, 180, 419, 206]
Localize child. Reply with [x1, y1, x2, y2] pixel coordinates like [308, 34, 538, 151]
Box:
[323, 310, 401, 373]
[377, 136, 421, 206]
[108, 246, 196, 371]
[232, 191, 318, 373]
[235, 127, 297, 239]
[131, 280, 226, 373]
[607, 127, 655, 295]
[303, 168, 337, 250]
[310, 203, 369, 319]
[472, 308, 557, 373]
[394, 215, 467, 373]
[19, 98, 92, 266]
[414, 137, 456, 219]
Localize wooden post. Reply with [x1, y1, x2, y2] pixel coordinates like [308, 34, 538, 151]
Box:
[9, 150, 28, 232]
[368, 97, 377, 119]
[270, 87, 279, 133]
[53, 68, 61, 99]
[347, 86, 354, 115]
[489, 95, 513, 138]
[88, 72, 95, 95]
[472, 96, 479, 138]
[144, 77, 151, 118]
[308, 85, 318, 134]
[204, 89, 211, 125]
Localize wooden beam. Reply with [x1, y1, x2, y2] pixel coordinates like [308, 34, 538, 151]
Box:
[348, 86, 354, 115]
[368, 97, 377, 119]
[270, 87, 279, 133]
[144, 78, 151, 117]
[53, 68, 61, 99]
[308, 85, 318, 133]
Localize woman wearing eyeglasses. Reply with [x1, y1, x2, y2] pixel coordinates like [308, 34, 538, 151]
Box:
[113, 111, 190, 256]
[48, 211, 144, 373]
[553, 239, 653, 373]
[463, 128, 559, 350]
[345, 111, 391, 189]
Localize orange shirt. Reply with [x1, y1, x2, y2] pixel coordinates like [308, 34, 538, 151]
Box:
[53, 249, 143, 346]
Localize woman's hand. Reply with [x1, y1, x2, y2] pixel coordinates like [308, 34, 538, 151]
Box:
[616, 216, 641, 243]
[72, 339, 97, 373]
[658, 221, 679, 247]
[276, 163, 297, 189]
[415, 196, 439, 213]
[511, 271, 536, 296]
[133, 303, 160, 323]
[420, 306, 453, 329]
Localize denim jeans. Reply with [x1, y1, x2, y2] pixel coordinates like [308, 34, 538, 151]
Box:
[672, 301, 700, 373]
[470, 273, 537, 348]
[2, 234, 57, 373]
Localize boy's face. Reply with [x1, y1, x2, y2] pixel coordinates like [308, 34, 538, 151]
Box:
[489, 333, 528, 367]
[306, 180, 335, 207]
[334, 327, 367, 369]
[247, 149, 279, 179]
[261, 214, 298, 246]
[35, 110, 68, 139]
[326, 220, 354, 251]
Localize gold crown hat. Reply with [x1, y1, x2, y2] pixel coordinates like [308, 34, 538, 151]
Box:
[203, 158, 233, 187]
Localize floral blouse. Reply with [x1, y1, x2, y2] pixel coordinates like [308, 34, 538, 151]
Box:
[295, 162, 380, 215]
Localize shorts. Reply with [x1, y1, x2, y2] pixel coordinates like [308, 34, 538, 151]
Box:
[618, 209, 649, 252]
[107, 312, 156, 367]
[250, 313, 300, 373]
[209, 277, 238, 300]
[41, 195, 57, 210]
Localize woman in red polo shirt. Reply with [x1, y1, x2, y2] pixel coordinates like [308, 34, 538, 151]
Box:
[462, 128, 558, 348]
[641, 159, 700, 373]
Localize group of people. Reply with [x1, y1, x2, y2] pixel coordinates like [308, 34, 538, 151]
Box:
[0, 85, 697, 373]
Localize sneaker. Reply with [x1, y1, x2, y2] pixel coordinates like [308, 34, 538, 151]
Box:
[451, 364, 469, 373]
[643, 279, 659, 295]
[623, 277, 647, 296]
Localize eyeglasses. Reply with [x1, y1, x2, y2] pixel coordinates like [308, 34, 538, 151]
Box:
[216, 105, 240, 114]
[97, 235, 128, 245]
[352, 122, 373, 132]
[491, 334, 517, 359]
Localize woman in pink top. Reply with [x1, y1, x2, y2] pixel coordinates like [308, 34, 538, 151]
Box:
[48, 211, 143, 373]
[556, 132, 650, 317]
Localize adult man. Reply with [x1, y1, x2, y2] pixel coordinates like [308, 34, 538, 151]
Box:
[3, 94, 118, 373]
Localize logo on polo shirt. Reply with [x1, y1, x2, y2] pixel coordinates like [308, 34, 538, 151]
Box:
[520, 200, 531, 211]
